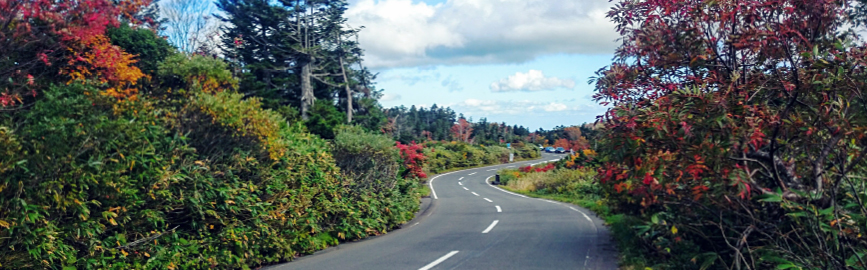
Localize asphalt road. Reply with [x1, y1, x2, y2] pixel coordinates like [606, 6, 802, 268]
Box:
[268, 152, 619, 270]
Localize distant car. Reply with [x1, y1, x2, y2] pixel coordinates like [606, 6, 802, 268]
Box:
[555, 147, 566, 153]
[545, 147, 555, 153]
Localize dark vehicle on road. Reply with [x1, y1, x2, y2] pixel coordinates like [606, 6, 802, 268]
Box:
[555, 147, 566, 153]
[545, 147, 555, 153]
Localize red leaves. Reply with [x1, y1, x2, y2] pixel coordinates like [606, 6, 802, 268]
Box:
[396, 141, 427, 179]
[450, 118, 473, 143]
[0, 0, 152, 107]
[519, 163, 555, 174]
[642, 172, 654, 185]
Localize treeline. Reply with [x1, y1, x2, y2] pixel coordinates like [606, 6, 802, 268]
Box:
[384, 105, 597, 148]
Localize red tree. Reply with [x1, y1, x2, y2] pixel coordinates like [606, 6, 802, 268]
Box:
[593, 0, 867, 267]
[552, 138, 570, 149]
[450, 118, 473, 143]
[0, 0, 151, 107]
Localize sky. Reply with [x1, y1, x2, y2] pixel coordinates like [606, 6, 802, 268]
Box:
[345, 0, 620, 130]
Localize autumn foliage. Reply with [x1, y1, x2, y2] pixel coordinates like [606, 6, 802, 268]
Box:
[450, 118, 473, 143]
[0, 0, 151, 106]
[396, 141, 427, 179]
[592, 0, 867, 268]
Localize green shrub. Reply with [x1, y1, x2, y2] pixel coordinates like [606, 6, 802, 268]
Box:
[304, 101, 345, 140]
[423, 141, 521, 174]
[0, 84, 419, 269]
[157, 54, 238, 95]
[332, 125, 401, 191]
[179, 91, 289, 162]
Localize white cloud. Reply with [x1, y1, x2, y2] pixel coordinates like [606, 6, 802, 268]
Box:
[347, 0, 617, 68]
[490, 70, 575, 92]
[381, 93, 402, 101]
[543, 102, 569, 112]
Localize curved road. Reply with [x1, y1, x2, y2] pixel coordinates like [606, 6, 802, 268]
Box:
[269, 153, 618, 270]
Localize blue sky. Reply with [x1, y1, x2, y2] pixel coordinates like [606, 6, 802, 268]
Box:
[346, 0, 619, 130]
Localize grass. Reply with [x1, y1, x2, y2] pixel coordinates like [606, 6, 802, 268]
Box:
[417, 184, 431, 198]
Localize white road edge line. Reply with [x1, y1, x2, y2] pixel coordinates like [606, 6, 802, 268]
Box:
[482, 220, 499, 233]
[427, 158, 549, 200]
[419, 251, 460, 270]
[569, 207, 597, 230]
[495, 205, 502, 212]
[427, 166, 488, 200]
[469, 172, 477, 175]
[483, 198, 492, 202]
[471, 192, 479, 196]
[485, 175, 528, 198]
[538, 198, 561, 205]
[459, 177, 464, 180]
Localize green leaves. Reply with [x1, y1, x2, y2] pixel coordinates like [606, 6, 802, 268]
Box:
[0, 82, 421, 269]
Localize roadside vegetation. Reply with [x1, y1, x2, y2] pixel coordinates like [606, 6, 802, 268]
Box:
[502, 0, 867, 269]
[0, 1, 584, 268]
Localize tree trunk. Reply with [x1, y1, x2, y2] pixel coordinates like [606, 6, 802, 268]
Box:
[300, 57, 315, 121]
[339, 56, 352, 123]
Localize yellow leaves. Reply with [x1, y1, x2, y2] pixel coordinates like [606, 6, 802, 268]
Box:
[109, 218, 117, 226]
[0, 220, 10, 229]
[671, 226, 678, 234]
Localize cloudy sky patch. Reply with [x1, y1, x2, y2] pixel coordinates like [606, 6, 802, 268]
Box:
[490, 70, 575, 92]
[347, 0, 618, 68]
[346, 0, 618, 129]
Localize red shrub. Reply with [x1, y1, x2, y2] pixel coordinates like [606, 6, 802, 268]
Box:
[396, 141, 426, 179]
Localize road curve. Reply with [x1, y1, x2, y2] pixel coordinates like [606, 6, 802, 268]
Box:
[267, 153, 618, 270]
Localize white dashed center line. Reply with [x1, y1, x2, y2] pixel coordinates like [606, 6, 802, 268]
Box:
[495, 205, 502, 212]
[419, 251, 460, 270]
[463, 187, 469, 190]
[458, 182, 462, 185]
[471, 192, 479, 196]
[483, 198, 492, 202]
[482, 220, 499, 233]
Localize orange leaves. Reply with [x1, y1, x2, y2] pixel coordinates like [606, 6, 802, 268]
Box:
[64, 35, 146, 100]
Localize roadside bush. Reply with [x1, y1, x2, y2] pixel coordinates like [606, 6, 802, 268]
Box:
[0, 83, 419, 269]
[515, 144, 540, 159]
[332, 125, 401, 191]
[501, 167, 597, 196]
[156, 54, 238, 96]
[423, 141, 519, 174]
[179, 91, 289, 162]
[304, 101, 345, 140]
